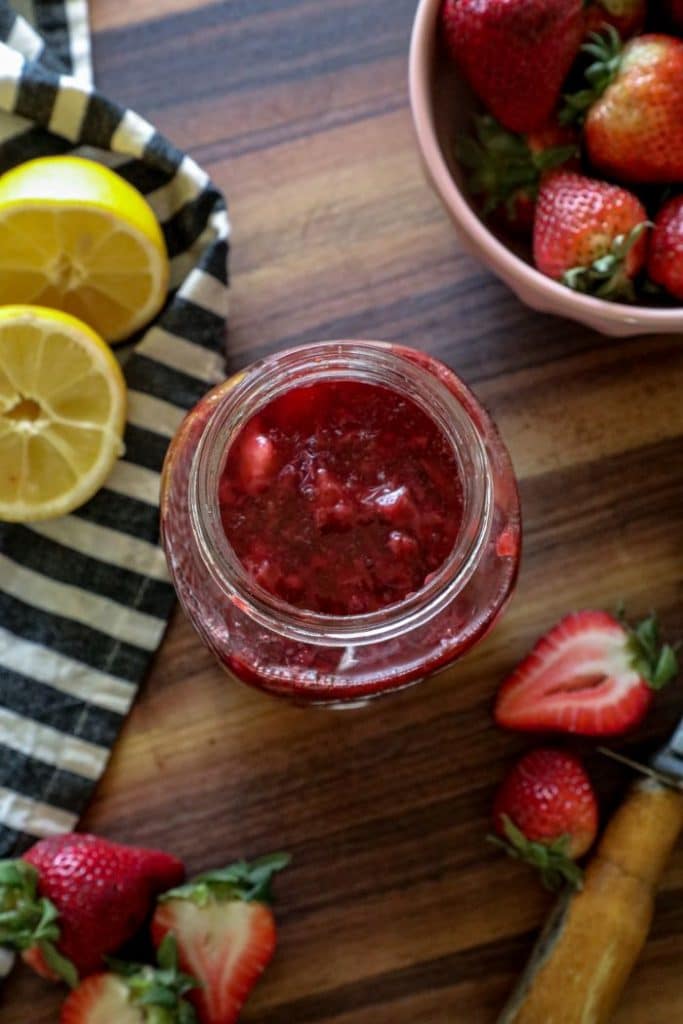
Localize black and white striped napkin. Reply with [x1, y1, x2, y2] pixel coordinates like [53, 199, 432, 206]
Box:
[0, 0, 229, 877]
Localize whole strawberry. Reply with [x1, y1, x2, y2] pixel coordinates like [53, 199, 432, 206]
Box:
[457, 115, 578, 234]
[533, 171, 649, 300]
[584, 0, 646, 40]
[0, 833, 185, 986]
[152, 854, 290, 1024]
[495, 611, 678, 736]
[491, 748, 599, 890]
[648, 196, 683, 299]
[563, 30, 683, 183]
[441, 0, 585, 133]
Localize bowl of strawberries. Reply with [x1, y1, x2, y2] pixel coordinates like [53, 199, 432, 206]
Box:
[409, 0, 683, 336]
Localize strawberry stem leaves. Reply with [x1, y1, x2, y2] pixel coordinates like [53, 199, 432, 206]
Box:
[0, 859, 78, 988]
[456, 115, 577, 217]
[489, 816, 584, 892]
[562, 221, 649, 301]
[160, 853, 291, 908]
[37, 937, 79, 990]
[626, 614, 679, 691]
[107, 936, 199, 1024]
[560, 26, 623, 125]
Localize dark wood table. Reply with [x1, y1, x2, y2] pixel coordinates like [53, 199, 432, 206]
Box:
[5, 0, 683, 1020]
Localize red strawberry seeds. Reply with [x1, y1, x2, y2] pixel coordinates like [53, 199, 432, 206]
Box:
[533, 171, 648, 299]
[8, 834, 186, 983]
[583, 33, 683, 184]
[492, 748, 598, 888]
[648, 195, 683, 300]
[441, 0, 585, 133]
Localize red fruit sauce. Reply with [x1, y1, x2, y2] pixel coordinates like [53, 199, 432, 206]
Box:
[218, 381, 464, 615]
[160, 342, 521, 704]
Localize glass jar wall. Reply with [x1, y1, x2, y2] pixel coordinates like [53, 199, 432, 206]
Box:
[160, 341, 521, 705]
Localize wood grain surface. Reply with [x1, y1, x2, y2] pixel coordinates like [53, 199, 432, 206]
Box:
[4, 0, 683, 1021]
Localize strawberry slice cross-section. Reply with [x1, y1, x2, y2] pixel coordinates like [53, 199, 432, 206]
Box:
[60, 936, 198, 1024]
[494, 610, 678, 736]
[151, 854, 290, 1024]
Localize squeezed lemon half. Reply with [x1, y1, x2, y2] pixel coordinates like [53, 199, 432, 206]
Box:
[0, 156, 169, 342]
[0, 305, 126, 522]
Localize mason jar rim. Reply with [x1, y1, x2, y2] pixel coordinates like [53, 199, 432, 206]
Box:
[189, 340, 494, 646]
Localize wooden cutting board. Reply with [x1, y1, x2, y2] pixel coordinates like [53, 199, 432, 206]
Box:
[4, 0, 683, 1020]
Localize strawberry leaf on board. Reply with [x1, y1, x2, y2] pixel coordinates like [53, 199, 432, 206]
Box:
[156, 933, 180, 973]
[106, 937, 200, 1024]
[0, 858, 79, 987]
[38, 939, 79, 990]
[489, 816, 584, 892]
[159, 853, 291, 907]
[626, 614, 679, 691]
[653, 647, 679, 688]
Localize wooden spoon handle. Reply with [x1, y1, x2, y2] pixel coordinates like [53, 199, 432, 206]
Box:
[498, 779, 683, 1024]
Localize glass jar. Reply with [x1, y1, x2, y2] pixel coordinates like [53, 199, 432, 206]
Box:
[160, 341, 521, 705]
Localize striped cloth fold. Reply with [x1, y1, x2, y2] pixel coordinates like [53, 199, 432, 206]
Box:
[0, 0, 229, 865]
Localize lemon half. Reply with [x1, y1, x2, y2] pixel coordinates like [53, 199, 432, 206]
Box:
[0, 156, 169, 342]
[0, 305, 126, 522]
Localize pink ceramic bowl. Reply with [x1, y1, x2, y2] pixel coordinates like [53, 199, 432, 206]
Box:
[409, 0, 683, 337]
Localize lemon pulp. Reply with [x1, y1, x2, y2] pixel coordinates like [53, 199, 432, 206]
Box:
[0, 305, 127, 522]
[0, 156, 169, 343]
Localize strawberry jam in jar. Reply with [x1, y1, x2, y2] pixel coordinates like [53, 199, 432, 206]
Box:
[160, 341, 520, 705]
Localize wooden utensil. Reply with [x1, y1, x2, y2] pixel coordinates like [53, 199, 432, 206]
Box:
[498, 724, 683, 1024]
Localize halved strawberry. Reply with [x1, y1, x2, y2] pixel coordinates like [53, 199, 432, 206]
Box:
[61, 974, 144, 1024]
[151, 854, 290, 1024]
[60, 937, 197, 1024]
[494, 610, 678, 736]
